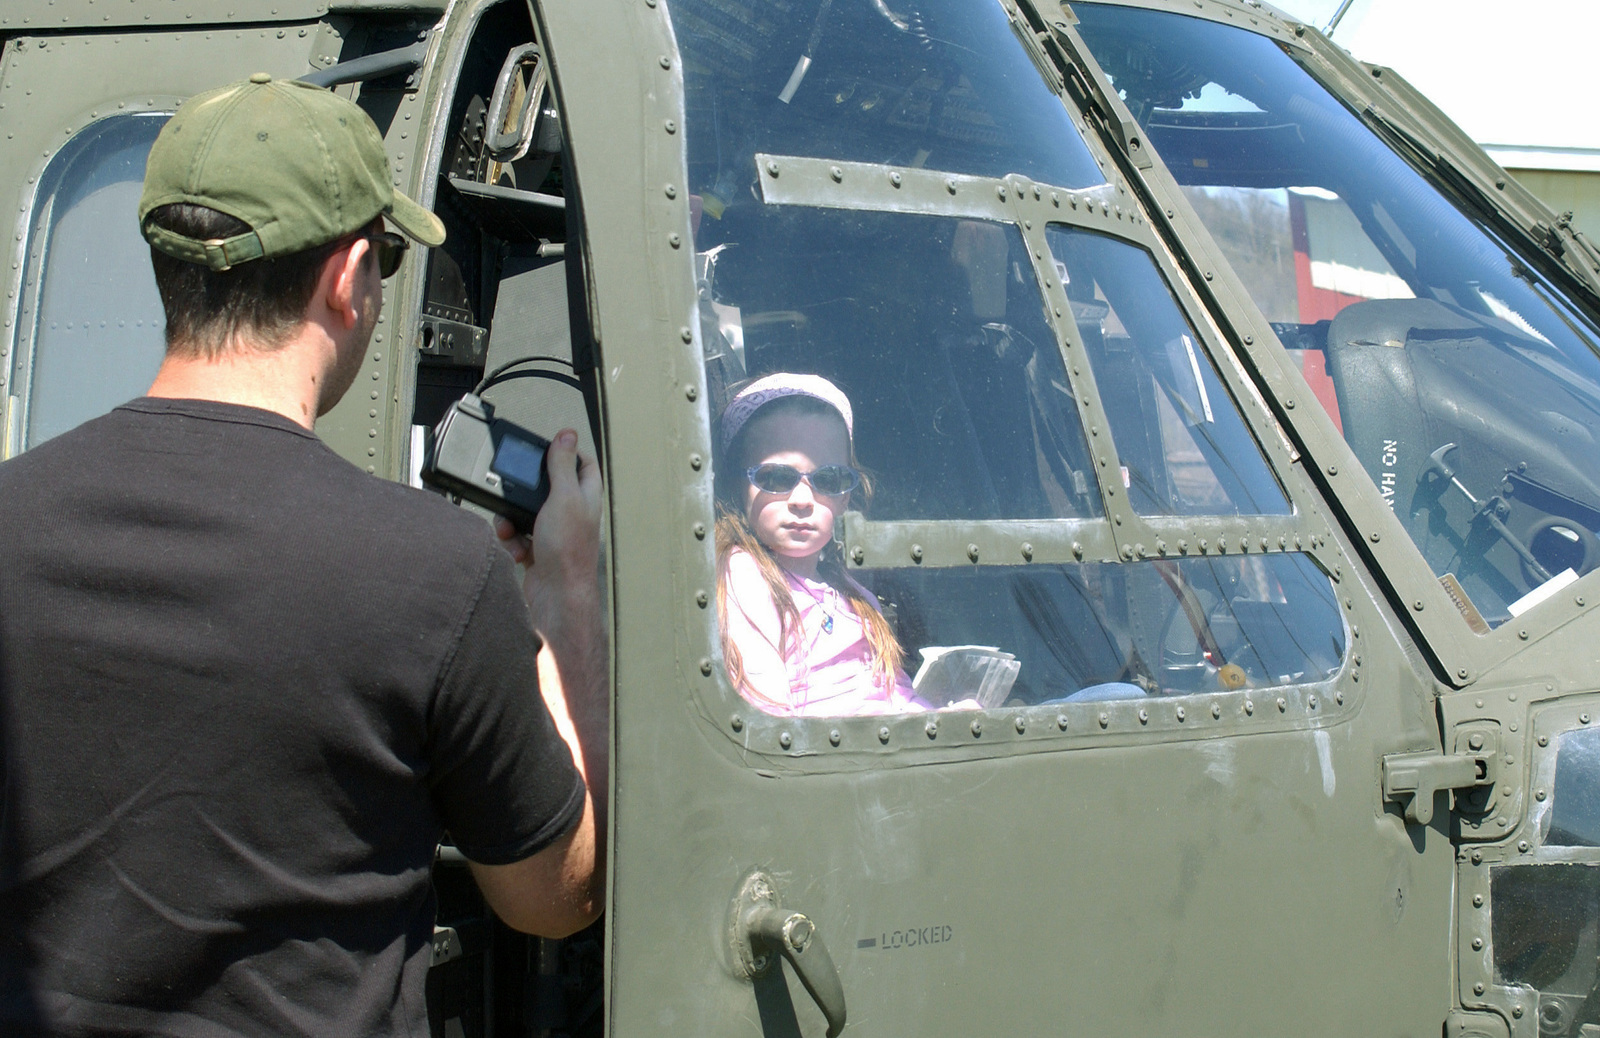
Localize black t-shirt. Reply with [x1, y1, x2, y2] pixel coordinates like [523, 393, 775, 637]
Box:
[0, 399, 586, 1036]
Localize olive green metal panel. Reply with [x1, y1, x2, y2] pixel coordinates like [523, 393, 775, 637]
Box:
[0, 0, 444, 31]
[537, 0, 1459, 1033]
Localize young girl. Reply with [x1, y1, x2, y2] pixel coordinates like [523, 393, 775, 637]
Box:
[715, 373, 928, 716]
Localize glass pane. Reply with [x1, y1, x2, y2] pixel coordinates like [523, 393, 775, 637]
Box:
[1547, 728, 1600, 848]
[714, 552, 1345, 716]
[668, 0, 1104, 221]
[21, 114, 169, 449]
[1076, 4, 1600, 626]
[1491, 864, 1600, 1036]
[1045, 225, 1290, 516]
[701, 207, 1099, 521]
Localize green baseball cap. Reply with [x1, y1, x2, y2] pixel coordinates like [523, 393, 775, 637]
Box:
[139, 73, 445, 270]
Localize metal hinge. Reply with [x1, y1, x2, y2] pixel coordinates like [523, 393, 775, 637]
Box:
[1383, 748, 1496, 825]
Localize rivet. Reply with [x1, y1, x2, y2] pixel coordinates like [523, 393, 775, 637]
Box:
[696, 590, 708, 608]
[1285, 398, 1296, 409]
[1471, 849, 1482, 864]
[1244, 335, 1253, 345]
[680, 326, 693, 343]
[1473, 894, 1483, 907]
[730, 715, 743, 731]
[911, 544, 923, 563]
[997, 185, 1007, 200]
[685, 384, 698, 401]
[1584, 713, 1592, 725]
[693, 522, 707, 540]
[1579, 596, 1587, 607]
[889, 171, 902, 187]
[689, 453, 703, 470]
[668, 233, 682, 248]
[1472, 937, 1483, 950]
[1538, 735, 1549, 746]
[967, 543, 980, 562]
[1156, 540, 1167, 556]
[766, 160, 779, 176]
[1308, 696, 1318, 710]
[1459, 668, 1470, 680]
[926, 720, 938, 739]
[1211, 702, 1221, 719]
[1014, 716, 1026, 734]
[879, 726, 891, 744]
[659, 55, 672, 69]
[699, 658, 713, 676]
[1020, 542, 1034, 561]
[1277, 697, 1287, 712]
[1474, 982, 1485, 995]
[1412, 599, 1424, 611]
[664, 183, 677, 199]
[1245, 700, 1255, 715]
[1336, 692, 1345, 705]
[1519, 840, 1530, 853]
[946, 179, 957, 194]
[1328, 465, 1338, 475]
[851, 546, 865, 565]
[1518, 629, 1529, 640]
[829, 729, 842, 746]
[1072, 542, 1084, 559]
[664, 119, 676, 133]
[971, 719, 983, 737]
[1175, 707, 1186, 722]
[1138, 708, 1149, 725]
[1098, 712, 1109, 729]
[1057, 714, 1069, 730]
[1535, 788, 1546, 801]
[830, 165, 843, 182]
[1512, 1006, 1523, 1019]
[1204, 271, 1213, 281]
[780, 731, 792, 749]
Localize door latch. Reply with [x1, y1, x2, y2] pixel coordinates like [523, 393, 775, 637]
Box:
[1383, 748, 1496, 825]
[730, 871, 847, 1037]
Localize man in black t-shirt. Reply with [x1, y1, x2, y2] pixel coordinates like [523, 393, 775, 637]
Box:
[0, 75, 608, 1036]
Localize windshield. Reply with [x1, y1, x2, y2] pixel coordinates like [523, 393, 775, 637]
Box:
[668, 0, 1105, 222]
[1076, 3, 1600, 628]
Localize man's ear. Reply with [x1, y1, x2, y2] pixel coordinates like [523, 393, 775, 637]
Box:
[321, 237, 371, 330]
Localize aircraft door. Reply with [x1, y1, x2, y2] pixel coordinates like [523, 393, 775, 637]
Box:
[530, 0, 1466, 1034]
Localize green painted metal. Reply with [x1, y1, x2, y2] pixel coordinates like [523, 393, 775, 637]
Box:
[0, 0, 445, 32]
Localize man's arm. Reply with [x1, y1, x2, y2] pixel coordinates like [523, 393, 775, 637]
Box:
[473, 429, 609, 937]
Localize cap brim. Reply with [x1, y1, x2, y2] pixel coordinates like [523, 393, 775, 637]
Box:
[388, 189, 446, 247]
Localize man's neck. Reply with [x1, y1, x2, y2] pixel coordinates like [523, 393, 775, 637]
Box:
[147, 331, 333, 431]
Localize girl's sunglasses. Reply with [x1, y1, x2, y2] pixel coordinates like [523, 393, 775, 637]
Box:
[366, 231, 409, 279]
[746, 462, 861, 497]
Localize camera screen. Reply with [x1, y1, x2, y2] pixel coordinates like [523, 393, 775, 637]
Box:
[492, 433, 546, 488]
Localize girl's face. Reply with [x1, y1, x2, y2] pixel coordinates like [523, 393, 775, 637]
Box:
[742, 409, 852, 577]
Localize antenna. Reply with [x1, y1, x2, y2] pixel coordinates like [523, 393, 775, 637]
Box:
[1324, 0, 1357, 35]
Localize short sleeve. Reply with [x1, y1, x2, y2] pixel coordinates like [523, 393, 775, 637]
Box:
[426, 546, 586, 865]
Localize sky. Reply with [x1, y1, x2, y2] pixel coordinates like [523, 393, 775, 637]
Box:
[1267, 0, 1599, 152]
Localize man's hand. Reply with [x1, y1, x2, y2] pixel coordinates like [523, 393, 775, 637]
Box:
[494, 429, 602, 643]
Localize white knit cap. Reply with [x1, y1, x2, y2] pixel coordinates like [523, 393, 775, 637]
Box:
[719, 372, 854, 453]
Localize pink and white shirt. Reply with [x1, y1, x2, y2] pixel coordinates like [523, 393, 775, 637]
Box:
[722, 548, 924, 716]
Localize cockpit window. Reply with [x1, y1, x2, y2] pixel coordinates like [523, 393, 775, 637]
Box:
[667, 0, 1105, 220]
[1046, 225, 1291, 516]
[700, 207, 1100, 522]
[1077, 3, 1600, 628]
[11, 113, 169, 452]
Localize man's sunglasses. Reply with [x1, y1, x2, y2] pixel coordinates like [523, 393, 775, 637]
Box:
[746, 462, 861, 497]
[366, 231, 409, 279]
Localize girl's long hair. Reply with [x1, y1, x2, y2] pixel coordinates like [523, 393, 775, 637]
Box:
[714, 396, 905, 702]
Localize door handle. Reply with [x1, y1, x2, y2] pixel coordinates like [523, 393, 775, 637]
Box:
[732, 872, 847, 1037]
